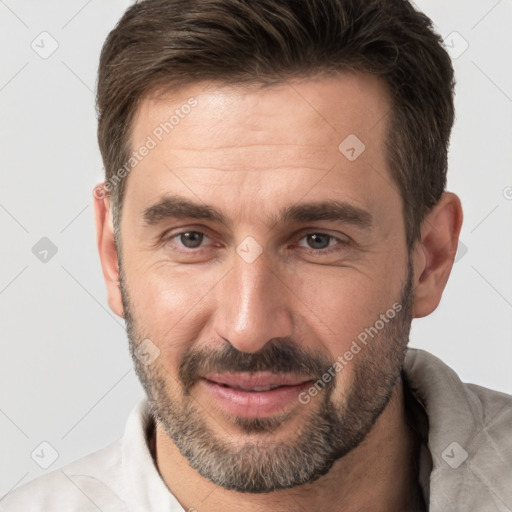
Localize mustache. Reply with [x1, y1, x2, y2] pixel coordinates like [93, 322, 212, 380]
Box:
[178, 338, 334, 392]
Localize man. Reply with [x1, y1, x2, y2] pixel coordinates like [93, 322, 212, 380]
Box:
[2, 0, 511, 511]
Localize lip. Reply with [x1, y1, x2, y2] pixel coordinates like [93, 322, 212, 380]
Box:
[200, 372, 313, 418]
[203, 372, 312, 390]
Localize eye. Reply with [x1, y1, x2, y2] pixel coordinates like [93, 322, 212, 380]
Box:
[296, 233, 347, 253]
[168, 231, 211, 250]
[162, 230, 349, 256]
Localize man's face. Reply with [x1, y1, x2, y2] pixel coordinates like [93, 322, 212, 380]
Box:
[118, 73, 414, 492]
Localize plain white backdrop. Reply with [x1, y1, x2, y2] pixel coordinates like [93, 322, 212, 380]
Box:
[1, 0, 511, 497]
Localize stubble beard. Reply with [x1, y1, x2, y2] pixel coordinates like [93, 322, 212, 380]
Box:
[120, 259, 414, 493]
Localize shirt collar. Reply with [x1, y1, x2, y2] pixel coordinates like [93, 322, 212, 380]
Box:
[122, 399, 183, 512]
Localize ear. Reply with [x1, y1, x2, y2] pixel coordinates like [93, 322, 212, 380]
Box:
[411, 191, 463, 318]
[93, 184, 124, 318]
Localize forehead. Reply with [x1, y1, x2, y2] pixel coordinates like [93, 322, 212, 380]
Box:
[125, 73, 398, 225]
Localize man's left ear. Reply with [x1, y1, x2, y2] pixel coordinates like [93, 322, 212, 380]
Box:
[411, 191, 464, 318]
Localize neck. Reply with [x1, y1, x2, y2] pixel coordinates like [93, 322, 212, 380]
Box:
[151, 378, 422, 512]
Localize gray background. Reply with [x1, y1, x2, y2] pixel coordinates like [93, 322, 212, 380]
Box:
[1, 0, 511, 497]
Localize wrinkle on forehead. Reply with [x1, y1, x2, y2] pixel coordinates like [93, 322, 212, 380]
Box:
[130, 73, 390, 153]
[124, 73, 400, 241]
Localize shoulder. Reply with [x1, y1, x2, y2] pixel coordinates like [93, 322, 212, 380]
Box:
[0, 440, 128, 512]
[404, 348, 512, 511]
[404, 347, 512, 422]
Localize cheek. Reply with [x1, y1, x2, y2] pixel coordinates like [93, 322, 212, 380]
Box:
[124, 259, 221, 355]
[122, 228, 406, 369]
[291, 265, 400, 353]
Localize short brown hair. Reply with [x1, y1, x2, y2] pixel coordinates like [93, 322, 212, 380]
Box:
[96, 0, 455, 250]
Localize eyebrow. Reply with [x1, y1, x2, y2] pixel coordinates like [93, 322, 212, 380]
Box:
[143, 194, 373, 230]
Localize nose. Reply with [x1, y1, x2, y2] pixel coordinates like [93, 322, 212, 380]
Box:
[212, 248, 293, 353]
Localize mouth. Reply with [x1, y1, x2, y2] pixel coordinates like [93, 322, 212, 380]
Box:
[200, 372, 314, 418]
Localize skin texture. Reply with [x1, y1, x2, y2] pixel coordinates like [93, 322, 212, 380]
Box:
[94, 73, 463, 511]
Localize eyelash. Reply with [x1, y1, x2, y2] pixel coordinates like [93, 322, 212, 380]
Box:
[163, 230, 349, 255]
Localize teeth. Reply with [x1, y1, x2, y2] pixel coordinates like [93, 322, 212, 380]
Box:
[213, 381, 286, 391]
[234, 385, 281, 392]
